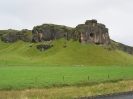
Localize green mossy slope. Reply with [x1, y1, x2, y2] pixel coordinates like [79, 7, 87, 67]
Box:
[0, 39, 133, 66]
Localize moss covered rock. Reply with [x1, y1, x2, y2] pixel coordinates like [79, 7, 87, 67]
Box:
[32, 24, 74, 42]
[0, 29, 32, 43]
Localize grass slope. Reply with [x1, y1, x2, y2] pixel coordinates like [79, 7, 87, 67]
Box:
[0, 39, 133, 66]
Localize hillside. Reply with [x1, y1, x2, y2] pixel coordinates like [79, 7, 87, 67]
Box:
[0, 19, 133, 66]
[0, 38, 133, 66]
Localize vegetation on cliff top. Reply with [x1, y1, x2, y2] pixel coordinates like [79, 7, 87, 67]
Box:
[33, 24, 74, 32]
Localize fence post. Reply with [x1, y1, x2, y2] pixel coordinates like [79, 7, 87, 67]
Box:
[35, 78, 37, 83]
[63, 76, 64, 81]
[88, 76, 89, 80]
[124, 74, 126, 78]
[108, 74, 110, 79]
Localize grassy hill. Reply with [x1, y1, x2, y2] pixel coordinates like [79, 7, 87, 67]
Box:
[0, 38, 133, 66]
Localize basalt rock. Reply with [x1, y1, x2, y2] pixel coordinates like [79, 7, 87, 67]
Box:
[73, 19, 111, 45]
[0, 29, 32, 43]
[32, 24, 74, 43]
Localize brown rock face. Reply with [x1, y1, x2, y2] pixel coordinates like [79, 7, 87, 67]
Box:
[74, 19, 111, 45]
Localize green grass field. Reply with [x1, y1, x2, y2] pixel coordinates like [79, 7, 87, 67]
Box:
[0, 66, 133, 90]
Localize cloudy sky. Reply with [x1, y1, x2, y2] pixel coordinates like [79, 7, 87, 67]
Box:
[0, 0, 133, 46]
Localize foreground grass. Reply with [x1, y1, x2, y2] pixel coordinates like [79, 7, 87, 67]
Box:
[0, 66, 133, 90]
[0, 66, 133, 98]
[0, 80, 133, 99]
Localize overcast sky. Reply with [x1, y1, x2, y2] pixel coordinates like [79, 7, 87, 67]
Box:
[0, 0, 133, 46]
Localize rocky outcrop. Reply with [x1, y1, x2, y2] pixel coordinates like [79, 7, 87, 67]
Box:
[118, 43, 133, 54]
[111, 40, 133, 55]
[0, 29, 32, 43]
[37, 44, 54, 51]
[73, 19, 111, 45]
[32, 20, 111, 46]
[32, 24, 74, 43]
[1, 20, 110, 46]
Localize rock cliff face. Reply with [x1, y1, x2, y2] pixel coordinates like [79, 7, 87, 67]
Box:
[73, 20, 111, 45]
[32, 24, 74, 42]
[32, 20, 111, 46]
[0, 29, 32, 43]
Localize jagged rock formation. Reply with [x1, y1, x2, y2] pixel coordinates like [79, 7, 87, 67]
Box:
[73, 19, 111, 45]
[32, 24, 74, 42]
[0, 29, 32, 43]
